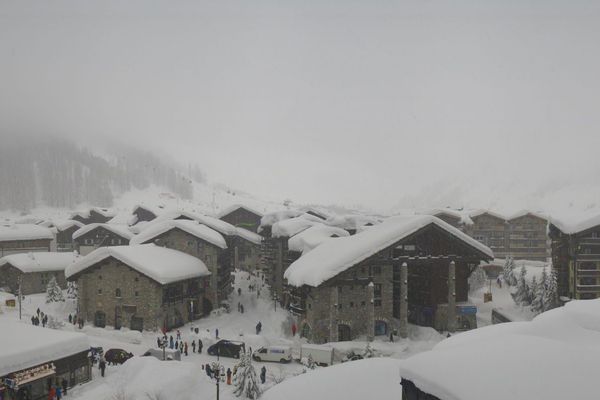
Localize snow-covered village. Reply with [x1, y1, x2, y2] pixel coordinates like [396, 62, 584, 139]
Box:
[1, 1, 600, 400]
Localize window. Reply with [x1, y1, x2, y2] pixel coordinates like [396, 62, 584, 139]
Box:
[205, 255, 212, 264]
[373, 266, 382, 275]
[97, 288, 102, 295]
[338, 304, 343, 310]
[361, 301, 366, 306]
[115, 288, 121, 298]
[308, 303, 312, 310]
[592, 232, 599, 238]
[98, 275, 102, 280]
[374, 299, 382, 307]
[350, 302, 354, 308]
[374, 284, 382, 307]
[134, 277, 139, 282]
[135, 291, 139, 297]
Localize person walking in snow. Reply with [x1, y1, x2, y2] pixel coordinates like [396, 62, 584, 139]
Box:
[184, 341, 188, 356]
[240, 304, 244, 314]
[36, 307, 40, 316]
[179, 341, 184, 353]
[226, 368, 232, 385]
[292, 323, 297, 337]
[205, 364, 212, 378]
[68, 314, 72, 324]
[175, 339, 179, 350]
[215, 328, 219, 339]
[260, 366, 266, 384]
[56, 385, 62, 400]
[31, 316, 35, 325]
[99, 357, 106, 377]
[169, 335, 174, 349]
[48, 385, 56, 400]
[237, 302, 241, 312]
[389, 332, 394, 342]
[191, 339, 196, 353]
[198, 338, 203, 354]
[256, 321, 262, 335]
[176, 329, 181, 340]
[238, 288, 242, 296]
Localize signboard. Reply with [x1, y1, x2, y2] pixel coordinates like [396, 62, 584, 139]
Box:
[5, 299, 15, 307]
[458, 306, 478, 315]
[7, 363, 56, 389]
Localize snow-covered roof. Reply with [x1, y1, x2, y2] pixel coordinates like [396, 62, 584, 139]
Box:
[0, 322, 90, 376]
[506, 209, 548, 222]
[271, 215, 324, 238]
[235, 227, 263, 245]
[130, 219, 227, 249]
[468, 209, 507, 221]
[91, 207, 116, 218]
[550, 214, 600, 235]
[419, 208, 474, 225]
[65, 244, 210, 284]
[259, 210, 304, 230]
[0, 252, 79, 273]
[324, 214, 382, 231]
[132, 203, 164, 217]
[72, 223, 134, 241]
[285, 215, 493, 287]
[217, 204, 264, 219]
[53, 220, 85, 232]
[0, 224, 54, 242]
[263, 357, 402, 400]
[399, 299, 600, 400]
[288, 224, 350, 254]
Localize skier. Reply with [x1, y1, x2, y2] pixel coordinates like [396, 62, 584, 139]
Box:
[99, 357, 106, 377]
[198, 338, 203, 354]
[260, 366, 266, 384]
[291, 323, 297, 337]
[192, 340, 196, 353]
[226, 368, 232, 385]
[256, 321, 262, 335]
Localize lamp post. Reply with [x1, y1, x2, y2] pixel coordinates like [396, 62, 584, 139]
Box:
[210, 361, 224, 400]
[273, 293, 278, 311]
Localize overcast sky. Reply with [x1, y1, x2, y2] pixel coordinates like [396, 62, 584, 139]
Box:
[1, 0, 600, 212]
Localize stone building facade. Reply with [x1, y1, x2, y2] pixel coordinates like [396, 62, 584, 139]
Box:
[73, 226, 131, 256]
[74, 257, 205, 331]
[0, 238, 52, 257]
[0, 264, 66, 295]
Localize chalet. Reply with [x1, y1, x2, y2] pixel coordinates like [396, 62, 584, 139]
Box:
[422, 209, 466, 229]
[69, 207, 115, 225]
[0, 252, 78, 295]
[284, 215, 493, 344]
[130, 220, 228, 311]
[549, 215, 600, 300]
[0, 224, 54, 257]
[53, 220, 84, 252]
[0, 323, 91, 400]
[506, 211, 549, 261]
[324, 214, 381, 235]
[72, 223, 134, 255]
[131, 204, 163, 225]
[65, 244, 210, 331]
[218, 204, 263, 232]
[464, 210, 508, 258]
[399, 299, 600, 400]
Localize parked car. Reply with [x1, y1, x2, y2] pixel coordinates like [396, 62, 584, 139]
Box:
[252, 346, 292, 363]
[142, 348, 181, 361]
[300, 344, 334, 366]
[207, 340, 245, 359]
[104, 348, 134, 365]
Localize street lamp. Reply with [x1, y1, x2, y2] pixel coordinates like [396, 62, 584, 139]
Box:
[210, 361, 225, 400]
[272, 293, 279, 311]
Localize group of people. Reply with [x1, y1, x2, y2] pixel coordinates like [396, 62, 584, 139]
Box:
[31, 308, 48, 327]
[47, 379, 68, 400]
[158, 329, 205, 356]
[202, 361, 268, 385]
[68, 313, 85, 329]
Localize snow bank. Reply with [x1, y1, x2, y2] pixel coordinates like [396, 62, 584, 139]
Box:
[262, 357, 402, 400]
[399, 299, 600, 400]
[0, 322, 89, 376]
[72, 223, 134, 240]
[287, 224, 350, 254]
[130, 219, 227, 249]
[65, 244, 210, 284]
[0, 252, 79, 273]
[0, 224, 54, 241]
[285, 215, 493, 287]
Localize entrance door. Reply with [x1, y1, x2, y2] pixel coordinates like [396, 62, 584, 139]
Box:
[130, 316, 144, 332]
[338, 324, 352, 341]
[202, 298, 213, 316]
[94, 311, 106, 328]
[375, 320, 388, 336]
[114, 307, 122, 330]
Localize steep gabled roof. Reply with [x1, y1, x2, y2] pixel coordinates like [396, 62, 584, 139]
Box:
[285, 215, 493, 287]
[72, 223, 134, 241]
[0, 252, 79, 273]
[506, 210, 548, 222]
[54, 220, 85, 232]
[130, 219, 227, 249]
[468, 209, 507, 221]
[217, 204, 264, 219]
[65, 244, 210, 284]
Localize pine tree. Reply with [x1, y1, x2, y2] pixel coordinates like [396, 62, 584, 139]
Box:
[543, 267, 559, 311]
[503, 257, 517, 286]
[46, 277, 65, 303]
[530, 276, 544, 314]
[234, 351, 262, 399]
[511, 266, 531, 306]
[468, 266, 488, 293]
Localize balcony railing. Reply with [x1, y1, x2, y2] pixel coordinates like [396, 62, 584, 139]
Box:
[577, 285, 600, 293]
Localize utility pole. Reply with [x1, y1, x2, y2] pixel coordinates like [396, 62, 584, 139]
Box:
[18, 275, 22, 320]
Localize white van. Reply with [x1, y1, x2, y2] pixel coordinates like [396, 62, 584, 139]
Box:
[300, 344, 334, 366]
[252, 346, 292, 363]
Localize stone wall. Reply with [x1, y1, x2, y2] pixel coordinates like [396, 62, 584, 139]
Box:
[0, 264, 66, 295]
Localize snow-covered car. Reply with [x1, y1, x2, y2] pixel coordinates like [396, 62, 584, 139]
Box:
[300, 344, 334, 366]
[252, 346, 292, 363]
[207, 340, 245, 359]
[142, 348, 181, 361]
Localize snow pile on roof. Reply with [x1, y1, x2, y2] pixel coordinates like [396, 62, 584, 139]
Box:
[217, 203, 264, 218]
[0, 224, 54, 242]
[53, 220, 84, 231]
[288, 224, 350, 254]
[0, 322, 89, 376]
[129, 219, 227, 249]
[324, 214, 382, 231]
[550, 213, 600, 235]
[259, 210, 304, 230]
[468, 209, 508, 221]
[399, 299, 600, 400]
[271, 214, 324, 238]
[235, 227, 263, 245]
[0, 252, 79, 273]
[285, 215, 493, 287]
[92, 207, 116, 218]
[263, 357, 402, 400]
[506, 209, 548, 221]
[72, 223, 134, 241]
[65, 244, 210, 284]
[420, 208, 474, 226]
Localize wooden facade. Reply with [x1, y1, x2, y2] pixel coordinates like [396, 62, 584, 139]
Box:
[0, 263, 66, 295]
[219, 206, 262, 232]
[0, 238, 52, 257]
[73, 226, 130, 256]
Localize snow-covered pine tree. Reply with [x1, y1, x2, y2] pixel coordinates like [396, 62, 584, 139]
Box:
[304, 354, 317, 370]
[530, 276, 543, 314]
[468, 266, 488, 293]
[503, 257, 517, 286]
[67, 281, 78, 300]
[233, 351, 262, 399]
[511, 266, 530, 306]
[46, 277, 65, 303]
[543, 267, 559, 311]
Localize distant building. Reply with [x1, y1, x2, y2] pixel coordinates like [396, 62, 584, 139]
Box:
[284, 215, 493, 344]
[0, 252, 78, 295]
[0, 224, 54, 257]
[218, 204, 263, 232]
[0, 323, 91, 400]
[65, 244, 211, 331]
[549, 215, 600, 300]
[53, 220, 84, 252]
[69, 207, 115, 225]
[131, 204, 163, 225]
[72, 223, 133, 255]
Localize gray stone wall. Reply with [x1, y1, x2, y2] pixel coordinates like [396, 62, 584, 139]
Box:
[0, 264, 66, 295]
